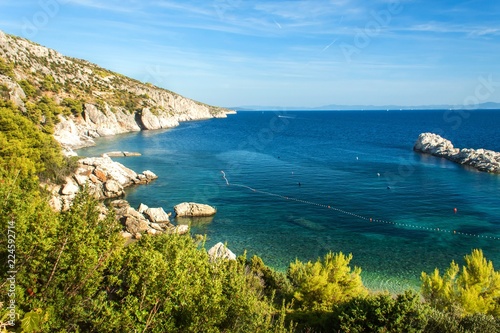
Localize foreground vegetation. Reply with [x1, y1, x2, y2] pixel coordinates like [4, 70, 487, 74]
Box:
[1, 48, 499, 331]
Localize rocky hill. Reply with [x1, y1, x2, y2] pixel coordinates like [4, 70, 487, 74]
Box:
[0, 30, 234, 154]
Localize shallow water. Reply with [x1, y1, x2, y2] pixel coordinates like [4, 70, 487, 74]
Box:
[80, 110, 500, 292]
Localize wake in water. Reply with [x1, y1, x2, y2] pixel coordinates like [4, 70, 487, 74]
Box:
[220, 171, 500, 241]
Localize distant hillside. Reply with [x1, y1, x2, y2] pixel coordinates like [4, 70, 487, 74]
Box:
[0, 30, 234, 153]
[233, 102, 500, 111]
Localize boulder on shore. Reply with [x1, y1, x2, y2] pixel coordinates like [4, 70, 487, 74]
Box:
[109, 199, 179, 239]
[414, 133, 500, 174]
[174, 202, 217, 217]
[208, 242, 236, 261]
[143, 207, 170, 223]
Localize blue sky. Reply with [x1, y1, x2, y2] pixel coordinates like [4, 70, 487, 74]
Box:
[1, 0, 500, 107]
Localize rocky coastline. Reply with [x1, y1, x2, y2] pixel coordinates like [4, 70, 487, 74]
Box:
[413, 133, 500, 174]
[0, 29, 237, 155]
[53, 104, 236, 155]
[1, 29, 232, 247]
[48, 154, 219, 239]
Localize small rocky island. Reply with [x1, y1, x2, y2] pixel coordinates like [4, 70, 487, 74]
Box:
[414, 133, 500, 174]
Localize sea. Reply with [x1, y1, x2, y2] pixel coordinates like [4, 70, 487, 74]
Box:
[79, 110, 500, 293]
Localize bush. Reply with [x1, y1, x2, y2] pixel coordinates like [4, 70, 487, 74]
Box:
[0, 57, 14, 78]
[423, 308, 462, 333]
[423, 309, 500, 333]
[287, 252, 367, 311]
[248, 255, 294, 305]
[25, 96, 64, 133]
[0, 84, 9, 99]
[93, 234, 290, 332]
[421, 249, 500, 316]
[330, 290, 429, 333]
[40, 75, 61, 93]
[0, 102, 64, 179]
[61, 97, 83, 117]
[0, 177, 123, 331]
[18, 79, 38, 98]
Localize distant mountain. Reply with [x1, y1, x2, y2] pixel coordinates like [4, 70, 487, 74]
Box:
[232, 102, 500, 111]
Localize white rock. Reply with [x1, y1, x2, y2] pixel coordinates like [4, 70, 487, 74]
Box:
[80, 156, 138, 186]
[140, 108, 161, 130]
[104, 179, 123, 194]
[208, 242, 236, 261]
[143, 170, 157, 179]
[143, 207, 170, 223]
[137, 203, 149, 214]
[61, 179, 79, 195]
[120, 231, 133, 239]
[147, 228, 158, 235]
[414, 133, 500, 174]
[174, 202, 217, 217]
[73, 174, 89, 186]
[150, 223, 164, 231]
[173, 224, 189, 235]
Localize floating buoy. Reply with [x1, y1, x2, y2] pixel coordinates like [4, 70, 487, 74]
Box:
[220, 173, 499, 242]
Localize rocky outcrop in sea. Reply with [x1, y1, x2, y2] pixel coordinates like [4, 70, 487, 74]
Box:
[414, 133, 500, 174]
[174, 202, 217, 217]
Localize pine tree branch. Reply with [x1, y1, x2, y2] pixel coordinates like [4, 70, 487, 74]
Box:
[44, 236, 69, 291]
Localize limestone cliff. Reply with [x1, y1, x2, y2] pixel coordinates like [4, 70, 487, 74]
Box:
[0, 29, 235, 153]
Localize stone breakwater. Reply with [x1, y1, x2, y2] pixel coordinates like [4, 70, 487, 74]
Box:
[413, 133, 500, 174]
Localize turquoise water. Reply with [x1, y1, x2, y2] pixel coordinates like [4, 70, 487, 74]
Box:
[79, 110, 500, 292]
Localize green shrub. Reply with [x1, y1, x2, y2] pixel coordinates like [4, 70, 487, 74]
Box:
[330, 290, 429, 333]
[0, 57, 14, 77]
[421, 249, 500, 316]
[423, 309, 500, 333]
[18, 79, 38, 98]
[459, 313, 500, 332]
[61, 97, 83, 117]
[25, 96, 64, 133]
[287, 251, 367, 311]
[0, 84, 9, 99]
[90, 234, 290, 332]
[423, 308, 462, 333]
[40, 75, 61, 93]
[0, 102, 64, 179]
[248, 255, 294, 305]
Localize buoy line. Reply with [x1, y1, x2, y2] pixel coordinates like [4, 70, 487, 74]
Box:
[220, 171, 500, 241]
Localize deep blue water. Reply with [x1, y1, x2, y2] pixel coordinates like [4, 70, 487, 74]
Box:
[80, 110, 500, 292]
